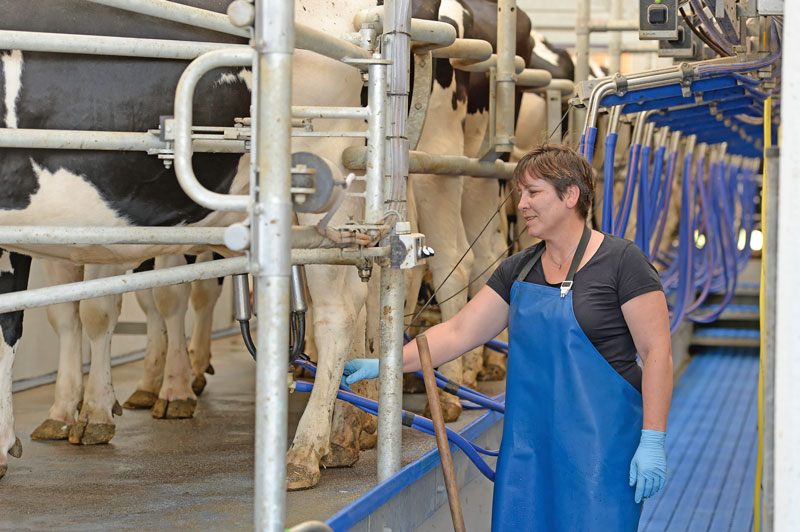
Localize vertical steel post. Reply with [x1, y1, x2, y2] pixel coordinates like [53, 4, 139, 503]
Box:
[495, 0, 517, 153]
[763, 148, 779, 532]
[253, 0, 293, 529]
[775, 2, 800, 527]
[573, 0, 591, 148]
[378, 0, 409, 482]
[608, 0, 623, 73]
[365, 58, 388, 224]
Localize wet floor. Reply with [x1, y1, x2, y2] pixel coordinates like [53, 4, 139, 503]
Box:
[2, 334, 499, 531]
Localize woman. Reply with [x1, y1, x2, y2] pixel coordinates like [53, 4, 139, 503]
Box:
[344, 144, 673, 530]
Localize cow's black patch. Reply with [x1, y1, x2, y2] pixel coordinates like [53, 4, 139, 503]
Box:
[133, 258, 155, 273]
[0, 249, 32, 347]
[0, 1, 250, 225]
[461, 0, 532, 116]
[529, 34, 575, 81]
[0, 52, 7, 128]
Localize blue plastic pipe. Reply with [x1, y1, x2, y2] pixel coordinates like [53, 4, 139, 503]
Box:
[602, 132, 618, 233]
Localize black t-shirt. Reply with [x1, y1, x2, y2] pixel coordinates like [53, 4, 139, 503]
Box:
[486, 234, 663, 392]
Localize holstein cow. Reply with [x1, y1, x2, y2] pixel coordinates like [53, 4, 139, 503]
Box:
[28, 253, 224, 442]
[402, 0, 475, 422]
[0, 0, 374, 488]
[0, 0, 250, 477]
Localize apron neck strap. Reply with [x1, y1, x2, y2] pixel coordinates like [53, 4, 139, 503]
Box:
[561, 225, 592, 298]
[515, 225, 592, 298]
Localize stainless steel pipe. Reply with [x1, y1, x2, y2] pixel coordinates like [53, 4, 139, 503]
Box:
[0, 257, 249, 314]
[0, 225, 355, 249]
[0, 128, 246, 153]
[173, 47, 254, 213]
[494, 0, 517, 153]
[365, 57, 388, 224]
[342, 146, 516, 179]
[429, 38, 493, 60]
[0, 30, 248, 60]
[377, 0, 410, 484]
[353, 7, 457, 48]
[253, 0, 293, 529]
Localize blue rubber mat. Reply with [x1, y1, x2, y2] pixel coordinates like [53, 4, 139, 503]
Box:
[639, 347, 759, 532]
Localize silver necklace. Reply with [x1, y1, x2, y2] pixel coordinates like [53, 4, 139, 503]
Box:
[545, 242, 580, 270]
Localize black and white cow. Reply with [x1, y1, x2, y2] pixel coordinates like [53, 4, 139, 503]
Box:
[0, 0, 252, 478]
[0, 0, 386, 488]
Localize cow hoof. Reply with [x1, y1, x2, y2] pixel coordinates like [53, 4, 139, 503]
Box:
[192, 374, 207, 396]
[112, 400, 123, 416]
[423, 401, 462, 423]
[123, 390, 158, 409]
[8, 437, 22, 458]
[286, 463, 320, 491]
[359, 429, 377, 450]
[478, 363, 506, 382]
[0, 464, 6, 480]
[31, 419, 71, 440]
[69, 421, 115, 445]
[152, 398, 196, 419]
[462, 372, 479, 392]
[321, 442, 359, 468]
[205, 363, 215, 375]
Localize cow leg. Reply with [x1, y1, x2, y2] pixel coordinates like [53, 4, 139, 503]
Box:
[69, 264, 125, 445]
[151, 255, 196, 420]
[286, 264, 367, 490]
[31, 261, 85, 440]
[122, 288, 166, 409]
[0, 251, 31, 480]
[413, 173, 472, 422]
[460, 175, 507, 385]
[187, 253, 223, 395]
[322, 300, 370, 468]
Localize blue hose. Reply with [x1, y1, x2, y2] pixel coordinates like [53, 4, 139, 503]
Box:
[669, 150, 695, 333]
[616, 143, 641, 238]
[635, 145, 652, 252]
[602, 132, 618, 233]
[584, 126, 597, 164]
[293, 380, 498, 481]
[650, 149, 678, 260]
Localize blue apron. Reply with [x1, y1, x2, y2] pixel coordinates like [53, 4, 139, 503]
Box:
[491, 226, 643, 531]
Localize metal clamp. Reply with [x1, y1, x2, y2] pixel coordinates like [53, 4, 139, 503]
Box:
[679, 62, 696, 98]
[613, 73, 628, 97]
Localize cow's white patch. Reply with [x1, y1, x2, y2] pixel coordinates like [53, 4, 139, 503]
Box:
[0, 253, 13, 275]
[439, 0, 465, 37]
[216, 69, 251, 89]
[530, 31, 560, 68]
[589, 60, 606, 79]
[0, 159, 129, 227]
[1, 50, 23, 129]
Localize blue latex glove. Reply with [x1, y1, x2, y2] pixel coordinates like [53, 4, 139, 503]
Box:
[341, 358, 379, 387]
[629, 429, 667, 503]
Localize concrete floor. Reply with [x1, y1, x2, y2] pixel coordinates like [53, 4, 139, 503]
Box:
[1, 334, 499, 531]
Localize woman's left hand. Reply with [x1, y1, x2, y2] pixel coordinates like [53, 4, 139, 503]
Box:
[629, 429, 667, 503]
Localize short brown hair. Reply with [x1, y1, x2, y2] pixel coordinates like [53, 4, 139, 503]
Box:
[513, 144, 594, 219]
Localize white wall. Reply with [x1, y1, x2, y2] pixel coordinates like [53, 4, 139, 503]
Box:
[12, 258, 235, 386]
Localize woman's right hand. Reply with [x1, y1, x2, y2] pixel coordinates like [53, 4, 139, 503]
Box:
[341, 358, 379, 387]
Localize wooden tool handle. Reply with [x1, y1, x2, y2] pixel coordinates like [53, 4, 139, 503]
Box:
[416, 334, 466, 532]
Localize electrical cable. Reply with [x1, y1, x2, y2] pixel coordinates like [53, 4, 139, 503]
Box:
[679, 7, 730, 57]
[405, 186, 515, 335]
